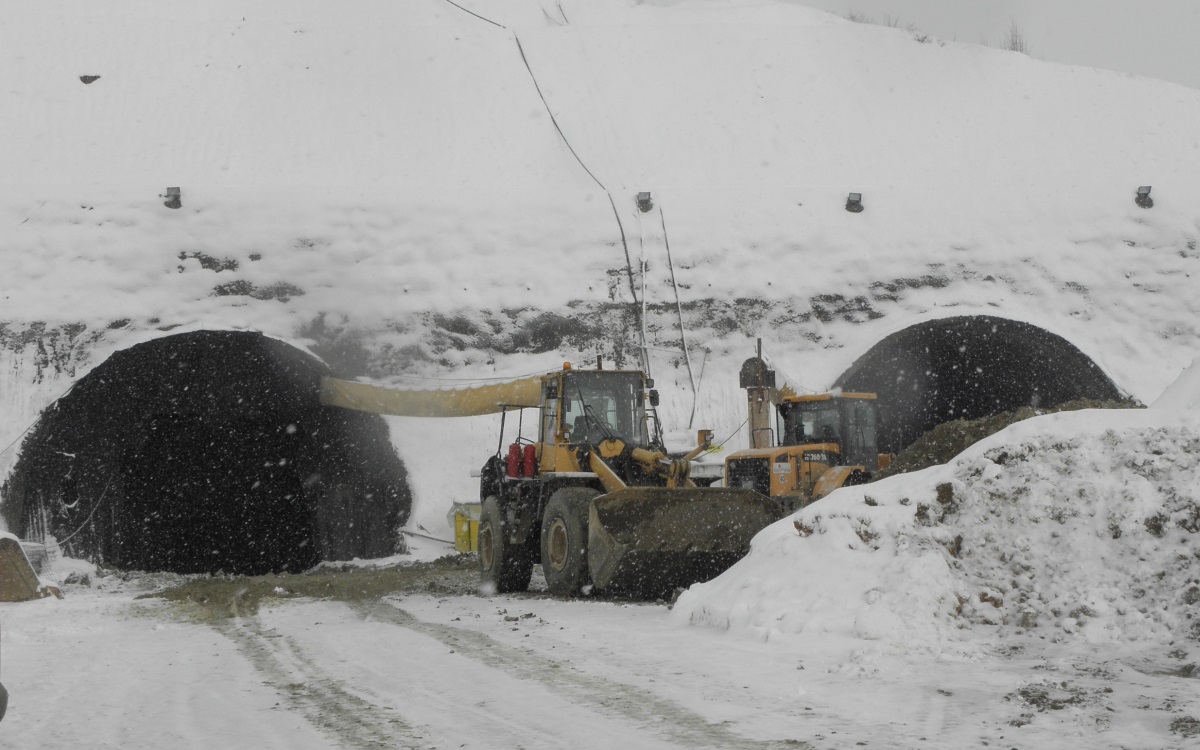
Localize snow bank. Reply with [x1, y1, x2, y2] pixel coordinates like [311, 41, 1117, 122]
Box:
[1153, 356, 1200, 411]
[674, 409, 1200, 649]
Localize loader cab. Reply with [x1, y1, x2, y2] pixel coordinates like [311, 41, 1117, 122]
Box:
[538, 367, 659, 472]
[779, 393, 879, 468]
[725, 392, 882, 512]
[556, 369, 651, 448]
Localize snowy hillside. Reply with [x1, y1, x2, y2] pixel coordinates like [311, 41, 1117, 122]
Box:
[4, 3, 1200, 748]
[2, 0, 1199, 532]
[1, 0, 1198, 539]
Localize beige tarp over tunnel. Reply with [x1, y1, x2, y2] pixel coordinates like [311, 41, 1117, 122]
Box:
[0, 534, 60, 602]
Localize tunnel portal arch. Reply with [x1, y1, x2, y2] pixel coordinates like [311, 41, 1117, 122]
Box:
[1, 330, 411, 575]
[833, 316, 1131, 453]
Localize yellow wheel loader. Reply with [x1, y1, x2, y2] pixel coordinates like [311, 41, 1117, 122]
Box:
[724, 349, 893, 513]
[321, 363, 780, 598]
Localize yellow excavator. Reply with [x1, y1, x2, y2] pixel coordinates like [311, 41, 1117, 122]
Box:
[723, 347, 893, 513]
[320, 362, 780, 598]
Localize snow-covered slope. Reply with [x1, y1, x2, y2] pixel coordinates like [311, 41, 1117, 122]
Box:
[2, 0, 1199, 535]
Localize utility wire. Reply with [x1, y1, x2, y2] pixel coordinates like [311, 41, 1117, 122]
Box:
[715, 417, 750, 450]
[0, 380, 79, 467]
[658, 204, 698, 426]
[56, 474, 113, 547]
[401, 529, 455, 546]
[513, 32, 647, 374]
[607, 194, 648, 374]
[440, 0, 506, 28]
[514, 34, 605, 192]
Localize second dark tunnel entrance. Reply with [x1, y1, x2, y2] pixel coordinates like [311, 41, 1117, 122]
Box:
[834, 315, 1131, 452]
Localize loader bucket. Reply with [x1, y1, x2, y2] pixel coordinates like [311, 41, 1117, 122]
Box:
[0, 534, 60, 602]
[586, 487, 780, 598]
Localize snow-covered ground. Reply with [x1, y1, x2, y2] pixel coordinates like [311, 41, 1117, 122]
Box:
[2, 366, 1197, 747]
[4, 413, 1199, 750]
[3, 1, 1200, 747]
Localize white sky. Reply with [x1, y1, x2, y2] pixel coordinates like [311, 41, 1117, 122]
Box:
[798, 0, 1200, 90]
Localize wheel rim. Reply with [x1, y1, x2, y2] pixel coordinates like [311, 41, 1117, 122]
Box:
[479, 522, 495, 571]
[547, 517, 569, 573]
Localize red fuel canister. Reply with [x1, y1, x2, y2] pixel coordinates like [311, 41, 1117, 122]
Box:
[506, 443, 521, 478]
[521, 444, 538, 477]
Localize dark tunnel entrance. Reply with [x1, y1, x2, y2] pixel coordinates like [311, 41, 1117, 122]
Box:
[1, 330, 410, 575]
[833, 316, 1131, 453]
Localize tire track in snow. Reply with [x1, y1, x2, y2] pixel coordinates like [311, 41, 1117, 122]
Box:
[216, 617, 427, 750]
[353, 599, 813, 750]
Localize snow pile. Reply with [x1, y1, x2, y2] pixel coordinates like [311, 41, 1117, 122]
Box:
[1153, 356, 1200, 411]
[675, 409, 1200, 649]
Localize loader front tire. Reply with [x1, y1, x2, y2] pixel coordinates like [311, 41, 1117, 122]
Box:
[541, 487, 599, 597]
[478, 495, 533, 594]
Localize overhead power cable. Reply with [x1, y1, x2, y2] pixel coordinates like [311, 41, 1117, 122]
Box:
[658, 205, 698, 426]
[56, 474, 113, 548]
[514, 35, 605, 192]
[440, 0, 506, 28]
[513, 33, 648, 374]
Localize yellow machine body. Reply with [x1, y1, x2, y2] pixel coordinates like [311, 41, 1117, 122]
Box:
[321, 364, 779, 598]
[727, 358, 890, 513]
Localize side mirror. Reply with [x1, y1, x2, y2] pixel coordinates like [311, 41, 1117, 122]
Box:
[649, 389, 660, 407]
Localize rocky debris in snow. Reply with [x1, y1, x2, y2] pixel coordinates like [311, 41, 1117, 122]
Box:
[878, 399, 1143, 480]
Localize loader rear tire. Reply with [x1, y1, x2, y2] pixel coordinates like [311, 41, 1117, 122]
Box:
[541, 487, 600, 597]
[478, 495, 533, 594]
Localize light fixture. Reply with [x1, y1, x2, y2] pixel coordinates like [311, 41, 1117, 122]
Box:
[636, 191, 653, 213]
[163, 187, 181, 209]
[845, 192, 863, 213]
[1135, 185, 1153, 209]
